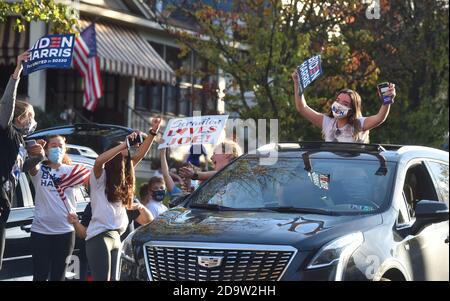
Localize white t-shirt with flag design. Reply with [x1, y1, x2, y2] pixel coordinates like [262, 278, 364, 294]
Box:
[31, 164, 89, 235]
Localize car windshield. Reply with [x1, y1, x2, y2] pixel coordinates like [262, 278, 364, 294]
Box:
[190, 156, 396, 214]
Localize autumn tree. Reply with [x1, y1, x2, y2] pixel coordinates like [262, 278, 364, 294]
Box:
[151, 0, 449, 146]
[0, 0, 79, 33]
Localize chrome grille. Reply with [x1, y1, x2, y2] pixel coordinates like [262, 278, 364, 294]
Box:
[144, 242, 296, 281]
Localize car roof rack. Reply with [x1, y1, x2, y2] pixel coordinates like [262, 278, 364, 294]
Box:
[298, 141, 386, 152]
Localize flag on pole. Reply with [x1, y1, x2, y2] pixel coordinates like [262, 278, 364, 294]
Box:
[42, 164, 91, 214]
[73, 23, 103, 112]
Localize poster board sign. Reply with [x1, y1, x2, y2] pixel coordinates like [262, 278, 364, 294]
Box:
[158, 115, 229, 149]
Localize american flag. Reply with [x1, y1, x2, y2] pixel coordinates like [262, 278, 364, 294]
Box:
[73, 23, 103, 112]
[46, 164, 91, 213]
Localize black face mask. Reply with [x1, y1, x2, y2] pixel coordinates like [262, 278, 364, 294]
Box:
[152, 190, 166, 202]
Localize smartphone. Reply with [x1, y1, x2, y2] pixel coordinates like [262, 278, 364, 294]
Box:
[126, 134, 143, 148]
[25, 139, 37, 147]
[377, 82, 392, 104]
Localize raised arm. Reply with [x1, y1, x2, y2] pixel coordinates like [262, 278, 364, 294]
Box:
[160, 148, 176, 193]
[363, 83, 395, 131]
[0, 52, 29, 129]
[292, 70, 324, 128]
[131, 117, 161, 167]
[93, 135, 131, 179]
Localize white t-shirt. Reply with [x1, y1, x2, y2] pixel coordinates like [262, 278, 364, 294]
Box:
[31, 164, 77, 235]
[86, 170, 129, 241]
[322, 115, 369, 143]
[145, 201, 168, 218]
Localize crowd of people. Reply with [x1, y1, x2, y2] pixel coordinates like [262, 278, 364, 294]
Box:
[0, 52, 396, 281]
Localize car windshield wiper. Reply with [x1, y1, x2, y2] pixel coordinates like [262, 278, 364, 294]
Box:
[189, 203, 236, 211]
[189, 203, 276, 212]
[261, 206, 337, 215]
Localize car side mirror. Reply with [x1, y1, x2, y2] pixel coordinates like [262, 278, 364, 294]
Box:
[413, 200, 449, 232]
[169, 193, 191, 208]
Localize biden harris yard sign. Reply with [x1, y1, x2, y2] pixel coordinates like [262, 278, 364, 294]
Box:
[24, 34, 75, 75]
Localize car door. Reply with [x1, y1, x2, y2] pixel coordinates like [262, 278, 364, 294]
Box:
[423, 160, 449, 280]
[0, 172, 35, 280]
[396, 160, 449, 280]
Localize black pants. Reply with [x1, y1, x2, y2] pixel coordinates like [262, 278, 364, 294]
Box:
[31, 231, 75, 281]
[0, 220, 5, 271]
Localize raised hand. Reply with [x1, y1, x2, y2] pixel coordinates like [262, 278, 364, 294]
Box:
[13, 51, 30, 79]
[151, 117, 162, 132]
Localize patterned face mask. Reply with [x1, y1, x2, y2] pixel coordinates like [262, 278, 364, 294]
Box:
[331, 101, 351, 119]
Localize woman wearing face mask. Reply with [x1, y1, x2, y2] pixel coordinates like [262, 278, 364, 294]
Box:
[292, 70, 396, 143]
[0, 52, 44, 270]
[27, 135, 89, 281]
[86, 118, 160, 281]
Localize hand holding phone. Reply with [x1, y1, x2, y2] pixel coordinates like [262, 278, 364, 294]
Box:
[377, 82, 395, 105]
[25, 140, 37, 148]
[126, 133, 143, 148]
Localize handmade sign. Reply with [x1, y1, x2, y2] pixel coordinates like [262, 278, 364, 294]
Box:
[158, 115, 229, 149]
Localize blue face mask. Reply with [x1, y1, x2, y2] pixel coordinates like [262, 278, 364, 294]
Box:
[47, 147, 64, 164]
[152, 190, 166, 202]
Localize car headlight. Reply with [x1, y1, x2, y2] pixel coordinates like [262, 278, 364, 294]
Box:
[307, 232, 364, 281]
[121, 230, 136, 264]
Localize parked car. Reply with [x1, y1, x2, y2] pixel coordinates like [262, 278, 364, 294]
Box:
[66, 144, 98, 160]
[118, 142, 449, 281]
[0, 156, 92, 281]
[27, 123, 134, 154]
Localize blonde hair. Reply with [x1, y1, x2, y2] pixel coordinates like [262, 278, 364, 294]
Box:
[215, 140, 243, 159]
[13, 101, 33, 121]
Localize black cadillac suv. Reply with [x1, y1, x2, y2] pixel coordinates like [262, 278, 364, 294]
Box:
[118, 142, 449, 281]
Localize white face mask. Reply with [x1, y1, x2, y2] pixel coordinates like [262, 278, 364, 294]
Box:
[331, 101, 351, 119]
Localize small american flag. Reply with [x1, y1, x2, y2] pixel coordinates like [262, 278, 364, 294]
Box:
[73, 23, 103, 112]
[46, 164, 91, 213]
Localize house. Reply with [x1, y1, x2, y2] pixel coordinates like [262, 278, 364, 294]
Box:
[0, 0, 226, 177]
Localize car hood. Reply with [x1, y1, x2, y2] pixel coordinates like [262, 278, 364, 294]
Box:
[132, 207, 383, 251]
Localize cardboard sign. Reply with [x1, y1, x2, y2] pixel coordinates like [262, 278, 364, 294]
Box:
[24, 34, 75, 75]
[297, 55, 322, 95]
[158, 115, 229, 149]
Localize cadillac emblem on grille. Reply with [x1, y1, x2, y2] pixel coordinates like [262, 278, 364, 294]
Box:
[197, 256, 224, 268]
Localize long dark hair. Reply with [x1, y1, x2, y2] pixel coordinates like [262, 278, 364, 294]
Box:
[104, 142, 135, 207]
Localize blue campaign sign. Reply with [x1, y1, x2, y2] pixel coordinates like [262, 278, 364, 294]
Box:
[24, 34, 75, 75]
[296, 55, 322, 95]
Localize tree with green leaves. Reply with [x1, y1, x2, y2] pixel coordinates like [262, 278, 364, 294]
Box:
[151, 0, 448, 147]
[0, 0, 78, 33]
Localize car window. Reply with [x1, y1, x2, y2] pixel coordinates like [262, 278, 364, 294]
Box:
[403, 163, 441, 219]
[426, 161, 449, 206]
[12, 173, 33, 208]
[191, 157, 396, 214]
[12, 180, 24, 208]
